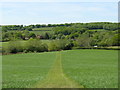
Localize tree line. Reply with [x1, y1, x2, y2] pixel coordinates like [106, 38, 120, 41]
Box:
[2, 39, 74, 54]
[1, 22, 119, 54]
[1, 22, 119, 32]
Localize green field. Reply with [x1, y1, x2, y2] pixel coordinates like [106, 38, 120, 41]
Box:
[2, 50, 118, 88]
[88, 29, 106, 32]
[30, 31, 53, 35]
[62, 50, 118, 88]
[2, 52, 56, 88]
[32, 27, 53, 31]
[30, 27, 54, 35]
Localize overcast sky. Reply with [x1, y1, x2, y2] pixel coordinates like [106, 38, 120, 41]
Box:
[0, 1, 118, 25]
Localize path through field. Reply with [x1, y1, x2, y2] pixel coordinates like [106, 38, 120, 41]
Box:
[35, 51, 84, 88]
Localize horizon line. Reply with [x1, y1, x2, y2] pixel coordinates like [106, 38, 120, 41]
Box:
[0, 21, 118, 26]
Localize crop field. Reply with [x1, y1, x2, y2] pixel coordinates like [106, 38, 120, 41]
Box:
[62, 50, 118, 88]
[30, 27, 54, 35]
[1, 2, 119, 89]
[88, 29, 106, 32]
[32, 27, 53, 31]
[2, 52, 56, 88]
[2, 50, 118, 88]
[30, 30, 53, 35]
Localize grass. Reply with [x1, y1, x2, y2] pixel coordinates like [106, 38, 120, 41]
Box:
[30, 31, 53, 35]
[31, 27, 54, 35]
[88, 29, 106, 32]
[0, 42, 8, 47]
[107, 46, 119, 49]
[62, 49, 118, 88]
[32, 27, 53, 31]
[2, 52, 56, 88]
[35, 52, 83, 88]
[2, 49, 118, 88]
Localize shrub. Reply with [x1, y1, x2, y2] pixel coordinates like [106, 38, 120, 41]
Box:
[48, 41, 58, 51]
[64, 40, 74, 50]
[25, 39, 48, 52]
[2, 41, 23, 54]
[48, 39, 74, 51]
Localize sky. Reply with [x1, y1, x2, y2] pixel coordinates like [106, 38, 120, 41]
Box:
[0, 1, 118, 25]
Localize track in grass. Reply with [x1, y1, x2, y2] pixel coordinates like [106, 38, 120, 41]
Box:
[35, 51, 84, 88]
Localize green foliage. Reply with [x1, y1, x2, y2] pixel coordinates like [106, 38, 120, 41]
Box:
[44, 33, 50, 39]
[112, 34, 120, 46]
[2, 39, 49, 54]
[48, 41, 58, 51]
[29, 33, 36, 38]
[2, 30, 37, 41]
[25, 39, 48, 52]
[103, 24, 118, 30]
[2, 22, 119, 47]
[48, 40, 73, 51]
[69, 32, 79, 39]
[26, 28, 32, 31]
[75, 34, 92, 48]
[2, 41, 23, 54]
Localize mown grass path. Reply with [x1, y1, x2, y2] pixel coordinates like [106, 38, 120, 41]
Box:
[34, 51, 84, 88]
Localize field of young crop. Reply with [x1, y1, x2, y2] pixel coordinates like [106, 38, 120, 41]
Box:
[2, 50, 118, 88]
[62, 50, 118, 88]
[30, 27, 54, 35]
[32, 27, 53, 31]
[2, 52, 56, 88]
[88, 29, 106, 32]
[30, 30, 53, 35]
